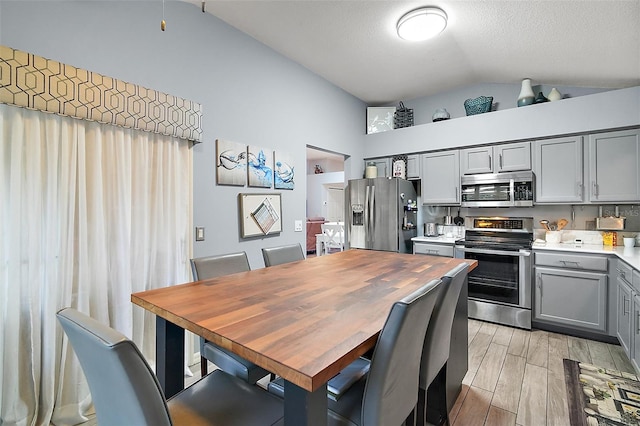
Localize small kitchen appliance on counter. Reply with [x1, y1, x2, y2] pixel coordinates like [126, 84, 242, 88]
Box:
[424, 222, 438, 237]
[595, 206, 626, 230]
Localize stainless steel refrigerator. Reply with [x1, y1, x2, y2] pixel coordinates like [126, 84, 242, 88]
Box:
[346, 177, 417, 253]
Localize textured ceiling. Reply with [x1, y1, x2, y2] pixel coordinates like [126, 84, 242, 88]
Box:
[186, 0, 640, 105]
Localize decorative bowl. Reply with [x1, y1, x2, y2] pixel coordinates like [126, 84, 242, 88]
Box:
[464, 96, 493, 116]
[432, 108, 450, 122]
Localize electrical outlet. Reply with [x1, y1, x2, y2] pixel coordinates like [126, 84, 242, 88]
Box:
[294, 220, 303, 232]
[195, 227, 205, 241]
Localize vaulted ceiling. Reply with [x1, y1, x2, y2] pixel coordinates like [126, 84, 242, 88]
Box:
[187, 0, 640, 105]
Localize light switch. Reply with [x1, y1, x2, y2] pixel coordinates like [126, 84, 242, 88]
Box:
[195, 227, 205, 241]
[294, 220, 303, 232]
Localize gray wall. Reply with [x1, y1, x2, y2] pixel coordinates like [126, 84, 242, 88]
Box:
[1, 1, 366, 269]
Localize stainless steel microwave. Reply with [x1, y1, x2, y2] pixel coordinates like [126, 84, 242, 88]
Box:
[460, 171, 534, 207]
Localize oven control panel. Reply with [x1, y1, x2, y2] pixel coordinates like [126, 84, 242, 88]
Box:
[466, 217, 534, 232]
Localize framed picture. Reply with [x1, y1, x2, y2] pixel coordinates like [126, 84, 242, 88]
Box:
[274, 151, 295, 190]
[247, 145, 273, 188]
[238, 193, 282, 238]
[366, 107, 395, 134]
[216, 139, 247, 186]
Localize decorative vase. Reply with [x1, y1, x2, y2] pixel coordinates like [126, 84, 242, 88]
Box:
[534, 92, 548, 104]
[547, 87, 562, 101]
[517, 78, 535, 107]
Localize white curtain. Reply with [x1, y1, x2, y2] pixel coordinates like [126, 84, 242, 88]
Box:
[0, 104, 192, 425]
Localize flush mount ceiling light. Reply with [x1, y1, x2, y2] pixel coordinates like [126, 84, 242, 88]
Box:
[397, 7, 448, 41]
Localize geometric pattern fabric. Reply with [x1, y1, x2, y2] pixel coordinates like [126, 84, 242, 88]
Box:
[0, 45, 202, 142]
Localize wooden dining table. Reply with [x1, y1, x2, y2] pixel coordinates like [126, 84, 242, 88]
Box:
[131, 249, 476, 426]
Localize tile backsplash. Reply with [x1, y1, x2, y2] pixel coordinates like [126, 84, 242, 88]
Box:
[420, 204, 640, 245]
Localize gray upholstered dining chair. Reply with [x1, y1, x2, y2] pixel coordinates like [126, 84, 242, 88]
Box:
[261, 243, 305, 267]
[417, 263, 469, 426]
[56, 307, 284, 426]
[268, 279, 443, 426]
[191, 252, 272, 382]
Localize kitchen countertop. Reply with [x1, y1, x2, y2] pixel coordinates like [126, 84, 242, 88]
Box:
[533, 242, 640, 271]
[412, 236, 460, 244]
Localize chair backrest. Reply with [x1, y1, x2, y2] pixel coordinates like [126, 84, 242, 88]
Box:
[261, 243, 305, 267]
[321, 223, 344, 250]
[56, 308, 172, 426]
[190, 252, 251, 280]
[361, 279, 443, 426]
[419, 262, 469, 389]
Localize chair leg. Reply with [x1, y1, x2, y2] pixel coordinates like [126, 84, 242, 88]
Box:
[270, 373, 276, 381]
[405, 406, 417, 426]
[417, 386, 427, 426]
[425, 366, 449, 426]
[200, 356, 208, 376]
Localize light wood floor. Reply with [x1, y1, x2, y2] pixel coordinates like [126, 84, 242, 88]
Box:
[80, 318, 635, 426]
[449, 319, 635, 426]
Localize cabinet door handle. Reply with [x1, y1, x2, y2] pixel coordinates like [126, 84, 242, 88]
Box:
[488, 155, 492, 169]
[624, 296, 630, 315]
[636, 311, 640, 334]
[537, 274, 542, 297]
[592, 181, 598, 197]
[576, 182, 583, 197]
[619, 270, 631, 285]
[499, 154, 503, 170]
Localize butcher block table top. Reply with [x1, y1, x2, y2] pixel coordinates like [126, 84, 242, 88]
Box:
[132, 249, 476, 392]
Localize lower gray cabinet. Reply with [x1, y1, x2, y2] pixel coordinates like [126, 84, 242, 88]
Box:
[413, 242, 454, 257]
[617, 275, 633, 354]
[534, 266, 608, 332]
[632, 294, 640, 372]
[618, 262, 640, 372]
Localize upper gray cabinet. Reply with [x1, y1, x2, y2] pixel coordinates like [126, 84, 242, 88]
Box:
[406, 155, 420, 180]
[421, 150, 460, 205]
[460, 142, 531, 175]
[588, 129, 640, 203]
[364, 158, 390, 178]
[533, 136, 584, 203]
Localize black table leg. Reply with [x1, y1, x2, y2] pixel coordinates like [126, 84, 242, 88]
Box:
[284, 380, 327, 426]
[156, 317, 184, 399]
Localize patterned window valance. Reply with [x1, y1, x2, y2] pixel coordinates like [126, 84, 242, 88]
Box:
[0, 45, 202, 143]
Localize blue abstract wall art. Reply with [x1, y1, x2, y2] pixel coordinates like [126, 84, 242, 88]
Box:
[248, 146, 273, 188]
[274, 151, 295, 190]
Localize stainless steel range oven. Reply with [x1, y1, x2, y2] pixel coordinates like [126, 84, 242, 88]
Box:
[454, 216, 533, 329]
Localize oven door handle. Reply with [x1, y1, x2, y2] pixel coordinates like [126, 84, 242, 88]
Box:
[456, 247, 531, 257]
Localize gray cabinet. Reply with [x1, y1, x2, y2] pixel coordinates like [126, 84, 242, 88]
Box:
[632, 293, 640, 372]
[534, 251, 609, 333]
[616, 260, 640, 372]
[406, 155, 420, 180]
[535, 266, 608, 332]
[495, 143, 531, 172]
[421, 150, 460, 205]
[617, 269, 633, 355]
[460, 142, 531, 175]
[460, 146, 493, 174]
[365, 158, 390, 178]
[533, 136, 584, 203]
[588, 129, 640, 202]
[413, 242, 454, 257]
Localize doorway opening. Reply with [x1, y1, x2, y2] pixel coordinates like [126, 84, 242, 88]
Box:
[306, 146, 346, 220]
